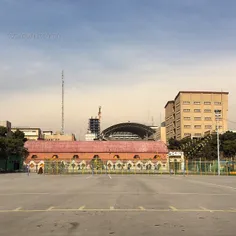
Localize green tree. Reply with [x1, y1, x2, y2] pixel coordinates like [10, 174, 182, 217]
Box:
[12, 129, 25, 140]
[0, 127, 28, 171]
[168, 138, 181, 150]
[0, 126, 8, 137]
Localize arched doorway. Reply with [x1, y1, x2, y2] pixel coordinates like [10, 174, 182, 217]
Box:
[90, 155, 103, 170]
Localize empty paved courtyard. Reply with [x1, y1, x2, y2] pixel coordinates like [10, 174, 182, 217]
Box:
[0, 173, 235, 236]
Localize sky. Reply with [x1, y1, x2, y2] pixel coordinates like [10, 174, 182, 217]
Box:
[0, 0, 236, 139]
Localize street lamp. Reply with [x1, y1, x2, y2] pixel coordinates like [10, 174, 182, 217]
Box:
[214, 109, 221, 176]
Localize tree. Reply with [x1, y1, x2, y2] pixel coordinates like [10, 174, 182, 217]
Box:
[168, 138, 181, 150]
[12, 129, 25, 140]
[0, 126, 8, 137]
[168, 132, 236, 160]
[0, 127, 28, 171]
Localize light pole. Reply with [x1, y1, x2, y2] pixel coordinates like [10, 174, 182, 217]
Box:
[214, 109, 221, 176]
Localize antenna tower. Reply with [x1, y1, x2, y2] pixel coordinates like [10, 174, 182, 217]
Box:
[61, 70, 64, 134]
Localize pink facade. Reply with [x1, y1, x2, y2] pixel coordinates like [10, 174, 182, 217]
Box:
[25, 140, 168, 163]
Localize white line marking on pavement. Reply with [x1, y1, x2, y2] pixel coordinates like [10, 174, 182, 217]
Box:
[169, 206, 177, 211]
[108, 174, 112, 179]
[13, 207, 22, 211]
[200, 206, 213, 213]
[0, 193, 49, 196]
[139, 206, 145, 210]
[110, 206, 115, 210]
[46, 206, 54, 211]
[79, 205, 85, 210]
[1, 208, 236, 213]
[86, 175, 92, 179]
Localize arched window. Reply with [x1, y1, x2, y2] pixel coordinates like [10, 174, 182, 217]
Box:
[93, 155, 100, 159]
[73, 155, 79, 159]
[134, 155, 140, 159]
[52, 155, 58, 159]
[153, 155, 161, 159]
[31, 155, 38, 159]
[113, 155, 120, 159]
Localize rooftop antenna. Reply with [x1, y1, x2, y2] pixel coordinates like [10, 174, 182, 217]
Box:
[98, 106, 102, 120]
[61, 70, 64, 135]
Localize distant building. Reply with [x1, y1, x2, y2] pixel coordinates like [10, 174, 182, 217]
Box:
[100, 122, 156, 141]
[156, 122, 166, 144]
[42, 131, 53, 136]
[165, 91, 229, 141]
[0, 121, 11, 136]
[85, 131, 97, 141]
[11, 127, 43, 140]
[89, 117, 100, 137]
[43, 131, 76, 141]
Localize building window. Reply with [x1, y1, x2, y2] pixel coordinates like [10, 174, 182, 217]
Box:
[204, 101, 211, 105]
[194, 109, 201, 113]
[184, 125, 191, 129]
[194, 125, 201, 129]
[204, 109, 211, 113]
[183, 101, 190, 105]
[214, 102, 221, 105]
[184, 117, 191, 120]
[205, 125, 212, 129]
[194, 133, 202, 136]
[205, 117, 212, 121]
[194, 101, 201, 105]
[183, 109, 190, 112]
[184, 133, 191, 137]
[194, 117, 201, 121]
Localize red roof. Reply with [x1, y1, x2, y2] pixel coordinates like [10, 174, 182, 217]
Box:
[25, 141, 168, 153]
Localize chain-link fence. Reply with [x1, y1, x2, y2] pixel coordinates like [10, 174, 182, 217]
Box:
[185, 160, 236, 175]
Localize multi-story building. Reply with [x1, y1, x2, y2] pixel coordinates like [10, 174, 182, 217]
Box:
[156, 122, 166, 143]
[43, 131, 76, 141]
[165, 91, 229, 141]
[89, 117, 100, 136]
[165, 101, 175, 141]
[85, 131, 97, 141]
[11, 127, 43, 140]
[42, 131, 53, 136]
[0, 121, 12, 136]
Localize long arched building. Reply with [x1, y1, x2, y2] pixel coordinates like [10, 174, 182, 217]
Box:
[24, 122, 168, 172]
[24, 141, 168, 171]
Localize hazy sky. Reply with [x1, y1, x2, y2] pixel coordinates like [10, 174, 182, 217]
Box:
[0, 0, 236, 139]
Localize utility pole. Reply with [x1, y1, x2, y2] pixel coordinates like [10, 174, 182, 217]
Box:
[214, 109, 221, 176]
[61, 70, 64, 135]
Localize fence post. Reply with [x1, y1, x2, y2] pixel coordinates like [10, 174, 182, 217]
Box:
[186, 159, 188, 175]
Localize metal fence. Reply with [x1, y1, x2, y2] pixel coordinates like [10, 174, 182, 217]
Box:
[185, 160, 236, 175]
[41, 159, 236, 175]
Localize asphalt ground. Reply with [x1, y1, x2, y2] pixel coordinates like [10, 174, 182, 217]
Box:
[0, 173, 235, 236]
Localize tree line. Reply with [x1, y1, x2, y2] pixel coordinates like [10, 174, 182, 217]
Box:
[0, 126, 28, 168]
[168, 131, 236, 160]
